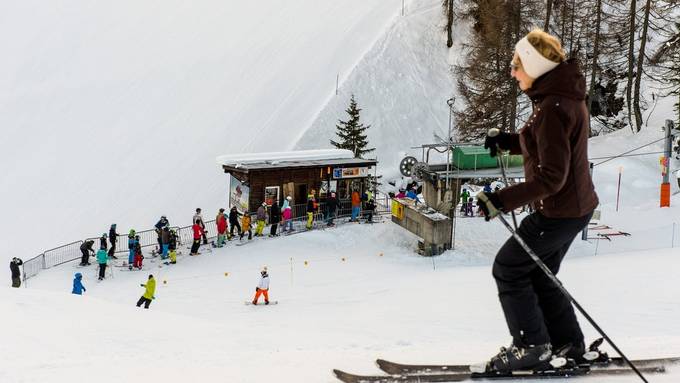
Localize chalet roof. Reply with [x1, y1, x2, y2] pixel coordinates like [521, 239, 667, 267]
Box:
[217, 149, 376, 172]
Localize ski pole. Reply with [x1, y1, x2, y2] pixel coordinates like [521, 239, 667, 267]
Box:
[479, 202, 648, 383]
[488, 128, 518, 230]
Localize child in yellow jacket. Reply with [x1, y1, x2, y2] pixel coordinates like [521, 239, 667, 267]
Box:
[240, 213, 252, 240]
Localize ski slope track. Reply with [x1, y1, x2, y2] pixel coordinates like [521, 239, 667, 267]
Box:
[0, 0, 405, 258]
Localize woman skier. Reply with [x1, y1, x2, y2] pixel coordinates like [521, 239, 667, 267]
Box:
[476, 29, 598, 372]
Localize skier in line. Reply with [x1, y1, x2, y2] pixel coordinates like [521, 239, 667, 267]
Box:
[476, 28, 598, 372]
[10, 257, 23, 288]
[193, 208, 208, 245]
[350, 189, 361, 221]
[240, 211, 252, 241]
[269, 200, 281, 237]
[465, 197, 474, 217]
[160, 226, 170, 259]
[127, 230, 136, 268]
[216, 208, 227, 247]
[136, 274, 156, 309]
[168, 229, 178, 264]
[326, 192, 339, 227]
[281, 196, 293, 233]
[79, 240, 95, 266]
[229, 207, 242, 239]
[255, 203, 267, 237]
[133, 235, 144, 269]
[406, 187, 417, 200]
[364, 197, 376, 223]
[395, 189, 406, 199]
[252, 267, 270, 305]
[306, 190, 317, 230]
[99, 233, 108, 253]
[96, 245, 108, 281]
[154, 215, 169, 252]
[108, 224, 118, 259]
[460, 188, 471, 213]
[190, 220, 205, 255]
[72, 272, 86, 295]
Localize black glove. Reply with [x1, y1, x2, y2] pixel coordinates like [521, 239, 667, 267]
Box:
[476, 191, 503, 221]
[255, 287, 260, 292]
[483, 128, 513, 157]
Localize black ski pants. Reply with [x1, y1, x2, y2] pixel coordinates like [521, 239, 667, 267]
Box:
[136, 296, 152, 309]
[80, 249, 90, 265]
[230, 221, 241, 237]
[12, 277, 21, 288]
[108, 241, 116, 257]
[98, 264, 107, 279]
[190, 239, 201, 254]
[270, 223, 278, 236]
[492, 211, 592, 349]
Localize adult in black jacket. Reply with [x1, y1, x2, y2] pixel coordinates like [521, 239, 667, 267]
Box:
[229, 207, 242, 237]
[326, 192, 340, 226]
[108, 224, 118, 258]
[269, 201, 281, 236]
[10, 257, 23, 287]
[80, 240, 95, 266]
[99, 233, 108, 253]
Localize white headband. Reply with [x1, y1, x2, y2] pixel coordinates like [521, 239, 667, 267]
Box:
[515, 36, 560, 79]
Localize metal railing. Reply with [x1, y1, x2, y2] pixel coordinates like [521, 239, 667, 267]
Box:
[20, 193, 391, 284]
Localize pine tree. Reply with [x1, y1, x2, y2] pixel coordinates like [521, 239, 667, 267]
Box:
[330, 95, 375, 158]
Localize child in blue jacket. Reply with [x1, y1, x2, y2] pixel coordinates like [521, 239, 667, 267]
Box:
[72, 273, 86, 295]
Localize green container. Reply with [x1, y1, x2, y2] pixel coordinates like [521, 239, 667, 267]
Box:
[451, 146, 523, 170]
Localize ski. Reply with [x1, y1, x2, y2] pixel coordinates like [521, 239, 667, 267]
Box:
[244, 300, 278, 305]
[333, 365, 665, 383]
[376, 356, 680, 375]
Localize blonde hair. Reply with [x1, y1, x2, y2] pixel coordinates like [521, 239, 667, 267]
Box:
[525, 28, 565, 63]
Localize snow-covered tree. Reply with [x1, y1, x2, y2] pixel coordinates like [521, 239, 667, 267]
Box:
[330, 94, 375, 159]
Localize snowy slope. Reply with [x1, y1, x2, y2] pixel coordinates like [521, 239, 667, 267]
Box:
[0, 1, 406, 261]
[294, 0, 461, 179]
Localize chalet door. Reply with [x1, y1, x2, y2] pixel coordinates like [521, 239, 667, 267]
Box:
[283, 182, 294, 202]
[295, 184, 307, 205]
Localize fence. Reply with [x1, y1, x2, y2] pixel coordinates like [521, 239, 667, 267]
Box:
[577, 222, 679, 256]
[21, 194, 391, 284]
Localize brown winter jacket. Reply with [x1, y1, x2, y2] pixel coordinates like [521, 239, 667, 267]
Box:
[497, 59, 598, 218]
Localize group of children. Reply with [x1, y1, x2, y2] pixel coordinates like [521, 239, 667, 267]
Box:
[71, 269, 271, 309]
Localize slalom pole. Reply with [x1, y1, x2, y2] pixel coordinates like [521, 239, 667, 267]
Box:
[478, 194, 648, 383]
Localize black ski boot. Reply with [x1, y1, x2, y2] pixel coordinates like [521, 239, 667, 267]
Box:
[476, 343, 553, 373]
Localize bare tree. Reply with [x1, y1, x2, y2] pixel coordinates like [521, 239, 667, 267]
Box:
[442, 0, 455, 47]
[632, 0, 652, 132]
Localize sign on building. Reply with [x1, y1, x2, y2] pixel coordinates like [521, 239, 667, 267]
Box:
[333, 167, 369, 179]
